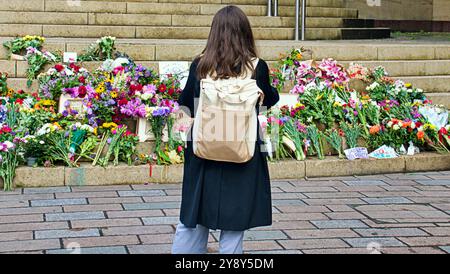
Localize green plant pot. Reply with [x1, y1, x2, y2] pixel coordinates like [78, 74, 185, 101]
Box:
[26, 157, 37, 167]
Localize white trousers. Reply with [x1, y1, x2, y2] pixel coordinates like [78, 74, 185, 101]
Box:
[172, 223, 244, 254]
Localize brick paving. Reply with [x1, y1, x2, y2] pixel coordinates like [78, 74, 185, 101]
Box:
[0, 171, 450, 254]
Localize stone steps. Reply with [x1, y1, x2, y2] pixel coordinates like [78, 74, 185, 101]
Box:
[2, 38, 449, 105]
[2, 38, 448, 61]
[4, 59, 450, 79]
[0, 0, 393, 40]
[48, 0, 345, 6]
[1, 1, 358, 18]
[0, 12, 345, 29]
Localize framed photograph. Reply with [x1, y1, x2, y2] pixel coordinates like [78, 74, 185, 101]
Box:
[58, 94, 86, 115]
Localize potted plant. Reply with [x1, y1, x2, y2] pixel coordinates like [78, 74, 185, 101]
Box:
[23, 135, 46, 167]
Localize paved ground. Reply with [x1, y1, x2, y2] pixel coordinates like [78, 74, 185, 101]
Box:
[1, 171, 450, 254]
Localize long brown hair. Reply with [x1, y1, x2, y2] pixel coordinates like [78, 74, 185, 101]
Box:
[197, 5, 258, 80]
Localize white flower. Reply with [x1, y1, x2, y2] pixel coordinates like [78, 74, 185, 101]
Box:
[387, 121, 393, 128]
[393, 124, 400, 131]
[398, 122, 403, 128]
[4, 141, 15, 149]
[64, 68, 74, 76]
[367, 82, 379, 91]
[410, 122, 416, 129]
[39, 141, 45, 145]
[141, 93, 153, 101]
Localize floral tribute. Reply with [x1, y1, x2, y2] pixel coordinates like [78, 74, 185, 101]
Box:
[0, 40, 449, 191]
[267, 49, 449, 162]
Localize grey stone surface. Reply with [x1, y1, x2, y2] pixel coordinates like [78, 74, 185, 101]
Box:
[45, 211, 105, 221]
[362, 197, 413, 204]
[123, 202, 180, 210]
[343, 180, 388, 186]
[142, 216, 179, 225]
[415, 180, 450, 186]
[439, 246, 450, 253]
[343, 237, 406, 248]
[24, 187, 71, 194]
[46, 246, 127, 254]
[272, 199, 306, 206]
[31, 198, 87, 207]
[118, 190, 166, 197]
[35, 229, 100, 239]
[311, 220, 369, 229]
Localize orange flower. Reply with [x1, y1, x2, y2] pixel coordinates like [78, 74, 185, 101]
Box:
[402, 121, 412, 128]
[369, 125, 381, 135]
[417, 131, 425, 140]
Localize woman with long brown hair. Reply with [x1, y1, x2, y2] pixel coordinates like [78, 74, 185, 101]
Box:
[172, 5, 279, 254]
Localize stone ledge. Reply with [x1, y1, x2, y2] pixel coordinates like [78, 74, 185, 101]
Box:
[2, 152, 449, 189]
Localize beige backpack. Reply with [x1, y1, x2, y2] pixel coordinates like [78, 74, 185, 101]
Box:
[193, 58, 263, 163]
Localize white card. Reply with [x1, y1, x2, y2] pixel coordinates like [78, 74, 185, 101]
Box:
[64, 52, 77, 63]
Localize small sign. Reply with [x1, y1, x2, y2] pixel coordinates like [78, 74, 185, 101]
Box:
[344, 147, 369, 161]
[64, 52, 78, 63]
[369, 145, 398, 159]
[276, 94, 298, 107]
[159, 61, 189, 89]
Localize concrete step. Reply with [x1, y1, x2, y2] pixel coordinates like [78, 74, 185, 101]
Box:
[4, 59, 450, 79]
[3, 0, 346, 13]
[0, 1, 358, 18]
[3, 24, 379, 40]
[395, 75, 450, 93]
[426, 93, 450, 108]
[7, 75, 450, 96]
[0, 12, 344, 29]
[1, 38, 449, 61]
[47, 0, 346, 7]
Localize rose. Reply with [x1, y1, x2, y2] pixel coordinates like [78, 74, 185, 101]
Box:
[54, 64, 64, 72]
[78, 86, 87, 98]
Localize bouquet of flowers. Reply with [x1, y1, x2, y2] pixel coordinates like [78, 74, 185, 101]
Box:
[39, 63, 91, 100]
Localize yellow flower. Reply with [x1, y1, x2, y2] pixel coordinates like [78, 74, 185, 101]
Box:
[316, 94, 324, 101]
[405, 83, 412, 88]
[110, 91, 118, 99]
[167, 150, 182, 164]
[333, 101, 342, 107]
[294, 102, 304, 109]
[93, 127, 98, 136]
[96, 82, 106, 94]
[296, 53, 302, 60]
[102, 122, 118, 129]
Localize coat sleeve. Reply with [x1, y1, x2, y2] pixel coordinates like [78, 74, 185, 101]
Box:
[178, 60, 199, 117]
[256, 59, 280, 109]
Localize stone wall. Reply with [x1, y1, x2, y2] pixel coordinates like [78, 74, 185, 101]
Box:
[343, 0, 449, 21]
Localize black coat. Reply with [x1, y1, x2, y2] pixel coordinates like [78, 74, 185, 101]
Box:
[178, 58, 280, 231]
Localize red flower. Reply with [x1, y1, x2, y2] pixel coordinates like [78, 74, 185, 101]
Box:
[118, 98, 129, 106]
[130, 84, 143, 93]
[78, 86, 87, 98]
[17, 89, 24, 94]
[158, 84, 167, 93]
[69, 63, 80, 73]
[177, 146, 184, 153]
[168, 88, 175, 96]
[78, 76, 86, 84]
[15, 98, 24, 105]
[54, 64, 64, 72]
